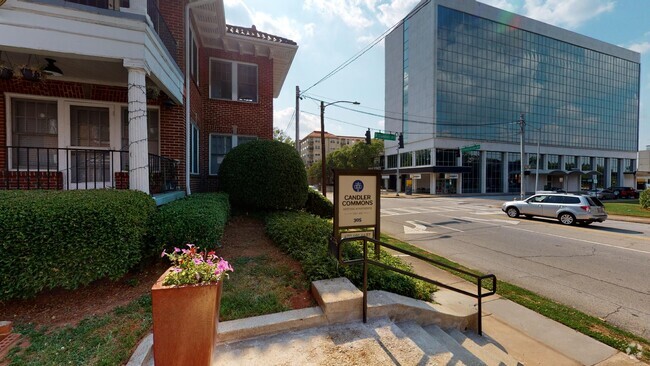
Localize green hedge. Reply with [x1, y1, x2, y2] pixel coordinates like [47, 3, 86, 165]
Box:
[152, 193, 230, 252]
[219, 140, 308, 210]
[265, 211, 435, 300]
[0, 190, 156, 300]
[304, 187, 333, 219]
[640, 189, 650, 209]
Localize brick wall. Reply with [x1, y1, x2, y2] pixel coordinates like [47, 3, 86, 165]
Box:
[0, 171, 63, 190]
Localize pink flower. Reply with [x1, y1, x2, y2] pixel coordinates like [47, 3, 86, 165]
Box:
[193, 258, 203, 265]
[172, 267, 182, 273]
[217, 259, 233, 272]
[161, 250, 167, 258]
[174, 247, 181, 253]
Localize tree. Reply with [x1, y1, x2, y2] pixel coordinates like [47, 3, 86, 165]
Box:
[307, 139, 384, 184]
[273, 128, 295, 147]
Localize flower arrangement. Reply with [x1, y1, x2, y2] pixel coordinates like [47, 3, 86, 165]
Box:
[161, 244, 233, 287]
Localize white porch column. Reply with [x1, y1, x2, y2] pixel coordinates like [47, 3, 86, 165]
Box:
[124, 59, 150, 194]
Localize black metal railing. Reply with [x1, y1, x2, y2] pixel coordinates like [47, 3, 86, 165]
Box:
[334, 236, 497, 335]
[2, 146, 178, 194]
[147, 0, 178, 64]
[64, 0, 130, 10]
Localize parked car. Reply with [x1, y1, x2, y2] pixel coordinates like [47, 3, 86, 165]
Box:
[607, 186, 639, 199]
[502, 193, 607, 225]
[587, 189, 616, 200]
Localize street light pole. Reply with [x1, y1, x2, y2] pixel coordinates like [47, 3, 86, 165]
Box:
[320, 100, 360, 195]
[518, 113, 526, 200]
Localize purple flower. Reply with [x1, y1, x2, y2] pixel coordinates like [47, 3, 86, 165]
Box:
[161, 250, 167, 258]
[217, 259, 233, 272]
[172, 267, 182, 273]
[193, 258, 203, 265]
[174, 247, 181, 253]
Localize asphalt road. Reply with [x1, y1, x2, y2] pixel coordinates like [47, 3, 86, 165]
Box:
[378, 195, 650, 340]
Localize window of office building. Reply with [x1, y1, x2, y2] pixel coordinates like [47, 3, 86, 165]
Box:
[624, 159, 635, 173]
[565, 156, 577, 170]
[595, 157, 605, 188]
[580, 157, 592, 171]
[400, 151, 413, 167]
[436, 149, 457, 166]
[547, 155, 560, 170]
[486, 152, 502, 193]
[462, 151, 480, 193]
[415, 149, 431, 166]
[387, 154, 397, 169]
[507, 153, 520, 193]
[435, 6, 639, 152]
[610, 158, 618, 186]
[580, 157, 593, 190]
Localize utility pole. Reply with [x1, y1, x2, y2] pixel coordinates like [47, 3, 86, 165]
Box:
[518, 113, 525, 200]
[295, 86, 300, 153]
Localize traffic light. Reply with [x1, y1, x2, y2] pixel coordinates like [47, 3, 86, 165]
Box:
[365, 128, 371, 145]
[398, 133, 404, 149]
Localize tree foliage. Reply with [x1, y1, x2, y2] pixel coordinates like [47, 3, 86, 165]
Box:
[273, 127, 295, 147]
[308, 139, 383, 184]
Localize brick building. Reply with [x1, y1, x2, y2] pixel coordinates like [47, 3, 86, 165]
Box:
[300, 131, 365, 167]
[0, 0, 297, 198]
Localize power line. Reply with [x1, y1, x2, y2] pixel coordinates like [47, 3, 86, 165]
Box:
[283, 110, 296, 135]
[300, 0, 431, 96]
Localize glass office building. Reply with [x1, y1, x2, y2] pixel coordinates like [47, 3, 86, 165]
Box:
[383, 0, 640, 195]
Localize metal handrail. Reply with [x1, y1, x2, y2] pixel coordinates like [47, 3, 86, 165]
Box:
[336, 236, 497, 335]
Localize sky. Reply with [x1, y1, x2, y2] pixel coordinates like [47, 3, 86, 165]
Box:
[223, 0, 650, 149]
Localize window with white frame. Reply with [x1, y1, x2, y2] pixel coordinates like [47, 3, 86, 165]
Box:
[209, 134, 257, 175]
[209, 59, 258, 102]
[121, 108, 160, 155]
[11, 98, 58, 169]
[190, 123, 199, 175]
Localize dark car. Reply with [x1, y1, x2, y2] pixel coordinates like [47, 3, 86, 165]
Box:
[607, 186, 639, 199]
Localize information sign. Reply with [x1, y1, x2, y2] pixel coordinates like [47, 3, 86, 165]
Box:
[374, 132, 396, 141]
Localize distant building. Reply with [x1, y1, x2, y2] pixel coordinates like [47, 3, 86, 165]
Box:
[384, 0, 640, 195]
[300, 131, 364, 167]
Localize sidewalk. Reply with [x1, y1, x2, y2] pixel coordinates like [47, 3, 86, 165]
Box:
[390, 250, 645, 365]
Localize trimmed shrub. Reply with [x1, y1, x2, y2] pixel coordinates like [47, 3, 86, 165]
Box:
[304, 187, 333, 218]
[219, 140, 308, 210]
[265, 211, 435, 300]
[0, 190, 156, 300]
[640, 189, 650, 209]
[152, 193, 230, 253]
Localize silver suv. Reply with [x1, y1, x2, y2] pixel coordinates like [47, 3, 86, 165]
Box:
[501, 193, 607, 225]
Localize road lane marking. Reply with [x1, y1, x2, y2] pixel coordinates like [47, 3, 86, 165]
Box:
[502, 226, 650, 255]
[459, 216, 519, 225]
[403, 221, 435, 235]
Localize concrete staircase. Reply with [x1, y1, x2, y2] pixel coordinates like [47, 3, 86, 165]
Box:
[213, 317, 522, 365]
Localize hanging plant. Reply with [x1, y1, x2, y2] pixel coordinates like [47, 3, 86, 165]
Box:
[19, 64, 45, 82]
[146, 86, 160, 100]
[0, 63, 13, 80]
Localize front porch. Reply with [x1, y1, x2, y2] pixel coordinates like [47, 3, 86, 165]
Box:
[1, 145, 180, 195]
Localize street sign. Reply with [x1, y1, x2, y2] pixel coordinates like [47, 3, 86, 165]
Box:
[374, 132, 396, 141]
[340, 230, 374, 240]
[460, 144, 480, 153]
[410, 174, 421, 179]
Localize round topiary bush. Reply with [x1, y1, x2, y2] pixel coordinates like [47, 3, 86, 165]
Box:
[219, 139, 308, 210]
[640, 188, 650, 209]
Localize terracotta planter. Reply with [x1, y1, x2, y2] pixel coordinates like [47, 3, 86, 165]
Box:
[151, 269, 223, 366]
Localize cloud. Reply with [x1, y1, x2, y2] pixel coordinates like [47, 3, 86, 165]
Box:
[224, 0, 312, 43]
[304, 0, 374, 29]
[299, 112, 322, 139]
[626, 42, 650, 54]
[273, 107, 295, 131]
[478, 0, 519, 12]
[376, 0, 420, 28]
[356, 34, 379, 44]
[522, 0, 614, 29]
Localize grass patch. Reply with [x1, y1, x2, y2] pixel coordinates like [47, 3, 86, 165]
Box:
[380, 233, 650, 362]
[219, 254, 311, 321]
[7, 296, 153, 366]
[603, 199, 650, 218]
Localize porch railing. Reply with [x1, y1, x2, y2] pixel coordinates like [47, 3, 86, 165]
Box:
[147, 0, 178, 63]
[63, 0, 177, 63]
[2, 146, 179, 194]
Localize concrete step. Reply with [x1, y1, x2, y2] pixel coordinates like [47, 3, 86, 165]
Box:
[447, 328, 521, 366]
[423, 324, 487, 366]
[372, 318, 440, 365]
[213, 319, 397, 365]
[396, 321, 465, 365]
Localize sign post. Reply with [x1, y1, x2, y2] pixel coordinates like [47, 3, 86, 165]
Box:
[333, 169, 381, 257]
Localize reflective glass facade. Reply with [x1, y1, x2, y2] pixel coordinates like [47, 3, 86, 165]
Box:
[436, 6, 640, 152]
[486, 152, 502, 193]
[462, 151, 480, 193]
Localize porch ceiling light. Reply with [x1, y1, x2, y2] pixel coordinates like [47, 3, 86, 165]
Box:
[43, 58, 63, 77]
